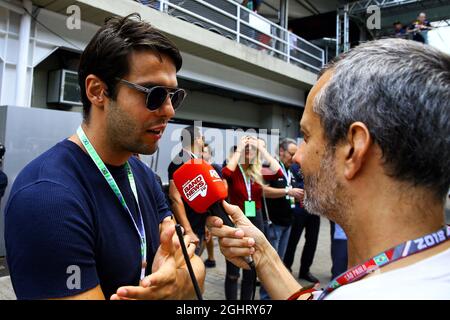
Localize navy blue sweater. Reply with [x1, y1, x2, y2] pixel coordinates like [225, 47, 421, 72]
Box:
[5, 139, 171, 299]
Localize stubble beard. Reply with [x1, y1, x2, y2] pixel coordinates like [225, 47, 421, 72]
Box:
[106, 101, 159, 156]
[302, 147, 350, 225]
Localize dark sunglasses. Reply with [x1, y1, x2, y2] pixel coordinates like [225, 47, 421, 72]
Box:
[116, 78, 187, 111]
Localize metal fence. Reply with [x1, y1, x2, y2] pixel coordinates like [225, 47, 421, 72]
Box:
[136, 0, 324, 73]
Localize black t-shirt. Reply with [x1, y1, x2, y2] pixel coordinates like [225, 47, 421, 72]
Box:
[167, 150, 207, 236]
[266, 163, 298, 227]
[290, 163, 304, 189]
[211, 163, 223, 178]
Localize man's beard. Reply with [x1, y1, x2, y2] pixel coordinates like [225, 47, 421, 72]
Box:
[302, 147, 349, 223]
[106, 101, 161, 156]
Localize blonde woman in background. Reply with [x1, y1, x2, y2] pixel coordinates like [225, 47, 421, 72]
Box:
[221, 135, 282, 300]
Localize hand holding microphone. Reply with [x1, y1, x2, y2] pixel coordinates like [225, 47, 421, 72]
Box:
[207, 201, 270, 270]
[172, 158, 233, 226]
[172, 159, 269, 270]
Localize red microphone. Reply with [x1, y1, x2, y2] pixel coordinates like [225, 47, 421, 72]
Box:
[173, 159, 256, 289]
[172, 159, 234, 227]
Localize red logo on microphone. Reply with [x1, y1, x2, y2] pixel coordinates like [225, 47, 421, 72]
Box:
[182, 174, 208, 201]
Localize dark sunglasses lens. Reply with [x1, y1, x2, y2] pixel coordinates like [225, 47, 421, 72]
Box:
[170, 90, 186, 110]
[146, 87, 168, 111]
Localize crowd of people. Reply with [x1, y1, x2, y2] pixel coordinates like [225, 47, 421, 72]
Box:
[392, 12, 434, 43]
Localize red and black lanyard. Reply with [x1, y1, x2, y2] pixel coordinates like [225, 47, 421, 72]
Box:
[318, 225, 450, 300]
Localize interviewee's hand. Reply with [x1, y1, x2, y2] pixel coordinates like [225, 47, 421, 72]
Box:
[158, 218, 197, 269]
[174, 232, 197, 269]
[160, 219, 197, 268]
[111, 223, 184, 300]
[206, 201, 271, 270]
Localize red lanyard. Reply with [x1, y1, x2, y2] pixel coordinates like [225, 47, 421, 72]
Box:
[318, 225, 450, 300]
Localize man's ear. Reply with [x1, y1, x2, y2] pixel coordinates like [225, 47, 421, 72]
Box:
[85, 74, 108, 111]
[343, 122, 372, 180]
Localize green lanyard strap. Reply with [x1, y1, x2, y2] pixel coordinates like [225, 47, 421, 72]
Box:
[77, 127, 147, 280]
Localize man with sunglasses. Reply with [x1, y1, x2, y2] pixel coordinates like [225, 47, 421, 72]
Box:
[5, 14, 205, 300]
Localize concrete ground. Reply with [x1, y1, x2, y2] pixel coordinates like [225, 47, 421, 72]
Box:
[1, 203, 449, 300]
[201, 216, 333, 300]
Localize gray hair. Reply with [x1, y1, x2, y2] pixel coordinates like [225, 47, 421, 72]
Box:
[279, 138, 297, 152]
[315, 38, 450, 198]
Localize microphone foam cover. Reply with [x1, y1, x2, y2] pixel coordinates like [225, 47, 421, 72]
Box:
[173, 159, 227, 213]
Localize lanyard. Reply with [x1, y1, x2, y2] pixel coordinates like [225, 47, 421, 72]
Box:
[238, 164, 252, 201]
[280, 161, 294, 205]
[77, 127, 147, 281]
[279, 161, 292, 187]
[319, 225, 450, 300]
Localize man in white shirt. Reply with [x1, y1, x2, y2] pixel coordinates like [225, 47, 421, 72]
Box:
[206, 38, 450, 300]
[323, 248, 450, 300]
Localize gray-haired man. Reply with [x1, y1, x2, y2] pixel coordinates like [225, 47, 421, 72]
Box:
[208, 38, 450, 299]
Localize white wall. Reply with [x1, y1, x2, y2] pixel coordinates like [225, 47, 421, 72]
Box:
[0, 3, 304, 138]
[0, 4, 99, 107]
[429, 23, 450, 55]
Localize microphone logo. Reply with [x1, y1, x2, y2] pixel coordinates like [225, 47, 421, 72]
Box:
[209, 169, 221, 180]
[182, 174, 208, 201]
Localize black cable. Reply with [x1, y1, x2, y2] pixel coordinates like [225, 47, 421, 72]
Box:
[175, 224, 203, 300]
[247, 260, 257, 300]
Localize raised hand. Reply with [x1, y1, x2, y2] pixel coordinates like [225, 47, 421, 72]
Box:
[111, 222, 183, 300]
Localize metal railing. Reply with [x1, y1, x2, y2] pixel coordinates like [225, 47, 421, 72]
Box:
[136, 0, 324, 73]
[348, 0, 422, 14]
